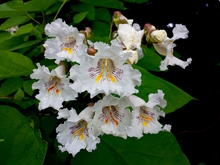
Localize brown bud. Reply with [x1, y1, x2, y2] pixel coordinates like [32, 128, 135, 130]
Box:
[87, 47, 97, 56]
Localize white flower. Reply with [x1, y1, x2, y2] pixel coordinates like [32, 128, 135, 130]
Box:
[44, 18, 87, 64]
[30, 63, 77, 110]
[6, 26, 18, 35]
[56, 107, 100, 157]
[69, 42, 141, 98]
[126, 90, 171, 139]
[88, 95, 132, 139]
[118, 24, 144, 50]
[153, 24, 192, 71]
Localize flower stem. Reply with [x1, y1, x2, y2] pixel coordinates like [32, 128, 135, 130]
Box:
[53, 0, 67, 21]
[26, 12, 42, 26]
[108, 16, 114, 44]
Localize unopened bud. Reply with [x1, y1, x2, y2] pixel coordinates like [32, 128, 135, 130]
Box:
[151, 30, 167, 43]
[85, 27, 92, 38]
[87, 47, 97, 56]
[144, 23, 156, 32]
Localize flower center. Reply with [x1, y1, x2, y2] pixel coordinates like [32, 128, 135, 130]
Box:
[45, 76, 64, 95]
[139, 106, 155, 127]
[60, 36, 77, 54]
[69, 120, 88, 140]
[88, 58, 123, 84]
[98, 105, 124, 127]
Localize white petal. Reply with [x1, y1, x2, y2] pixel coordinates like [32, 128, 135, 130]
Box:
[57, 108, 71, 119]
[129, 95, 145, 107]
[172, 24, 189, 41]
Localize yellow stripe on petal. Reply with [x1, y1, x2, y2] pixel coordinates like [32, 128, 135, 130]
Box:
[80, 133, 85, 140]
[96, 74, 102, 83]
[143, 120, 148, 127]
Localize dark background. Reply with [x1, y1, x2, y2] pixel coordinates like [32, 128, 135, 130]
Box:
[123, 0, 220, 164]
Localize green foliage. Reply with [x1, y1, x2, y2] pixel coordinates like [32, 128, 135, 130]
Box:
[0, 15, 31, 30]
[0, 105, 47, 165]
[122, 0, 149, 3]
[134, 65, 195, 114]
[0, 51, 35, 79]
[0, 3, 25, 18]
[72, 133, 190, 165]
[73, 12, 88, 24]
[0, 77, 24, 96]
[0, 0, 193, 164]
[79, 0, 126, 10]
[138, 45, 163, 72]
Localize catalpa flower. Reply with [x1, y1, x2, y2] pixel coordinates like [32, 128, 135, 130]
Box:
[30, 63, 77, 110]
[44, 18, 87, 64]
[152, 24, 192, 71]
[69, 41, 141, 98]
[56, 107, 100, 157]
[126, 90, 171, 138]
[117, 24, 144, 64]
[88, 95, 132, 139]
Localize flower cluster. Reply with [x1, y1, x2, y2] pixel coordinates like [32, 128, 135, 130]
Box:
[29, 11, 192, 157]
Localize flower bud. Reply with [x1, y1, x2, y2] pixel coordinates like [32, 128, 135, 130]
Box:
[151, 30, 167, 43]
[144, 23, 156, 33]
[85, 27, 92, 38]
[87, 47, 97, 56]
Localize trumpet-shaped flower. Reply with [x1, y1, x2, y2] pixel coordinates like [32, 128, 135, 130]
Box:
[126, 90, 171, 138]
[153, 24, 192, 71]
[56, 107, 100, 157]
[30, 63, 77, 110]
[69, 42, 141, 98]
[44, 18, 87, 64]
[88, 95, 132, 139]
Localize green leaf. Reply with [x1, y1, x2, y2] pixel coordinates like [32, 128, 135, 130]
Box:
[133, 65, 195, 114]
[79, 0, 126, 10]
[10, 39, 42, 51]
[26, 45, 43, 58]
[6, 0, 58, 12]
[95, 8, 111, 22]
[137, 45, 163, 72]
[54, 139, 69, 162]
[31, 25, 43, 39]
[0, 105, 47, 165]
[0, 77, 24, 97]
[122, 0, 149, 3]
[72, 132, 189, 165]
[14, 98, 38, 109]
[73, 12, 88, 24]
[45, 1, 62, 15]
[0, 3, 25, 18]
[0, 15, 31, 30]
[0, 31, 11, 43]
[13, 23, 34, 37]
[91, 21, 110, 36]
[41, 116, 58, 135]
[23, 80, 35, 96]
[0, 51, 35, 79]
[71, 3, 95, 21]
[14, 88, 25, 99]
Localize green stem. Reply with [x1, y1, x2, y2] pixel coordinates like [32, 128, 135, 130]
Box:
[53, 0, 67, 21]
[26, 12, 42, 26]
